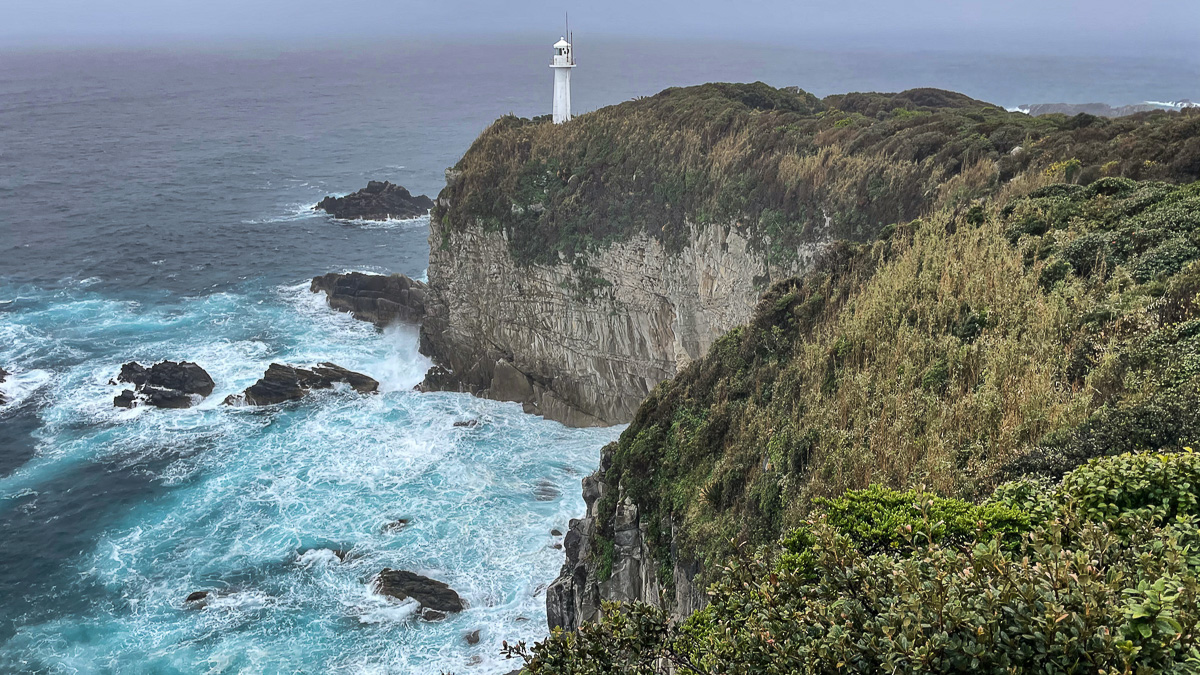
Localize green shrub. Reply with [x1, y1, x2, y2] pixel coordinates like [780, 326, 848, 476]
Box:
[1060, 449, 1200, 525]
[818, 484, 1030, 552]
[508, 452, 1200, 675]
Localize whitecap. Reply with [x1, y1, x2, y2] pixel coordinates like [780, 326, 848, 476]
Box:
[0, 368, 52, 409]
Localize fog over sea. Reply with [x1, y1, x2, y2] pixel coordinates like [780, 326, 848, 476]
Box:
[0, 38, 1195, 672]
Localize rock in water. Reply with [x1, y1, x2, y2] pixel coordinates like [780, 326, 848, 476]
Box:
[315, 181, 434, 221]
[0, 366, 8, 406]
[373, 569, 465, 614]
[224, 363, 378, 406]
[310, 272, 427, 328]
[112, 361, 215, 409]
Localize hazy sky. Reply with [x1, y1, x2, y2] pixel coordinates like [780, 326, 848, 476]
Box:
[3, 0, 1196, 55]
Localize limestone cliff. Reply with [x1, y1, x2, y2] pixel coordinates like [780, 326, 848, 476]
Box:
[546, 447, 706, 630]
[419, 211, 818, 427]
[410, 82, 1200, 636]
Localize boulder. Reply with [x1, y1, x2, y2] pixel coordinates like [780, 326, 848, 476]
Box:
[224, 363, 378, 406]
[315, 181, 434, 221]
[465, 629, 481, 645]
[310, 272, 427, 328]
[373, 569, 465, 614]
[112, 361, 215, 409]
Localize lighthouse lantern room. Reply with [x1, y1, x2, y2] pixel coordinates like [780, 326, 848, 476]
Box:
[550, 36, 575, 124]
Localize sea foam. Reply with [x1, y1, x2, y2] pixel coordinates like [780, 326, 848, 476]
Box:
[0, 280, 620, 674]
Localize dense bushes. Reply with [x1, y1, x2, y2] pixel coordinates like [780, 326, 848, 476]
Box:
[587, 178, 1200, 582]
[506, 452, 1200, 674]
[818, 484, 1029, 552]
[440, 83, 1200, 267]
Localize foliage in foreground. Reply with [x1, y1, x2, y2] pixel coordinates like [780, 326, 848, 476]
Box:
[505, 451, 1200, 674]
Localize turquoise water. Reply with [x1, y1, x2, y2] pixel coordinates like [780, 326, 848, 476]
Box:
[0, 279, 619, 673]
[1, 38, 1194, 673]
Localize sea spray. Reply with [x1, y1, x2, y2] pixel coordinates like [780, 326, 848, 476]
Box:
[0, 280, 620, 673]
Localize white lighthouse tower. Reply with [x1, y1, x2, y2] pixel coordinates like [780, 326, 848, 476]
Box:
[550, 35, 575, 124]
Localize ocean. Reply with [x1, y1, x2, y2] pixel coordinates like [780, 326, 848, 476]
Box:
[0, 38, 1196, 673]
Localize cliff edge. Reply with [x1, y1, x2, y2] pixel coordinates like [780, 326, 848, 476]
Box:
[417, 82, 1200, 429]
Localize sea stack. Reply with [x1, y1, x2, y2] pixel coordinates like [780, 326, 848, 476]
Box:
[315, 181, 434, 221]
[310, 272, 427, 328]
[224, 363, 378, 406]
[112, 361, 215, 409]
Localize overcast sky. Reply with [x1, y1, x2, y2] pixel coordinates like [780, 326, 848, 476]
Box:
[3, 0, 1196, 55]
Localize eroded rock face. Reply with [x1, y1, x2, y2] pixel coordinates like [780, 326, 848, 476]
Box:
[310, 272, 427, 328]
[112, 361, 215, 409]
[315, 181, 434, 221]
[546, 446, 706, 632]
[224, 363, 378, 406]
[419, 214, 821, 427]
[374, 569, 465, 615]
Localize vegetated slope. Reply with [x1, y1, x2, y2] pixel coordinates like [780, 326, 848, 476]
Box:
[595, 177, 1200, 580]
[436, 82, 1200, 266]
[509, 450, 1200, 673]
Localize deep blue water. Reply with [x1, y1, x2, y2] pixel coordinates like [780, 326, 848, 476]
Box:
[0, 38, 1196, 673]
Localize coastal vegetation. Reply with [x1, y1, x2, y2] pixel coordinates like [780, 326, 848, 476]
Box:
[506, 450, 1200, 673]
[437, 82, 1200, 267]
[592, 177, 1200, 577]
[442, 83, 1200, 672]
[515, 173, 1198, 672]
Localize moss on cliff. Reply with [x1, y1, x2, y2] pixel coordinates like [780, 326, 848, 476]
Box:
[594, 178, 1200, 577]
[437, 82, 1200, 267]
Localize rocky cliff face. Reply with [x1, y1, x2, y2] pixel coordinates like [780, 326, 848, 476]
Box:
[419, 207, 821, 427]
[546, 447, 707, 631]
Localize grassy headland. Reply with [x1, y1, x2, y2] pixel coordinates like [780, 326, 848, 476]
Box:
[436, 82, 1200, 267]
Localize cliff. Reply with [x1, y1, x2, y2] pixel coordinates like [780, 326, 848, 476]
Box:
[420, 217, 816, 426]
[418, 82, 1200, 429]
[409, 82, 1200, 634]
[548, 177, 1200, 630]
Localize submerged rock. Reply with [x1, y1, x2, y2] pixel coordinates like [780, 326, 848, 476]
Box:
[533, 479, 561, 502]
[310, 272, 427, 328]
[112, 361, 215, 409]
[0, 366, 8, 406]
[452, 419, 479, 428]
[465, 629, 481, 645]
[381, 518, 411, 533]
[224, 363, 378, 406]
[315, 181, 434, 221]
[373, 569, 465, 614]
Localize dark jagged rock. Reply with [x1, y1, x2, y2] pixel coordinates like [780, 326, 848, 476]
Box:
[453, 419, 479, 428]
[183, 590, 219, 608]
[373, 569, 465, 614]
[381, 518, 410, 533]
[311, 272, 427, 328]
[315, 181, 434, 221]
[114, 389, 137, 408]
[112, 361, 215, 409]
[0, 366, 8, 406]
[224, 363, 378, 406]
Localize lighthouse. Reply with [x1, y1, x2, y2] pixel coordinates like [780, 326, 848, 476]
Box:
[550, 36, 575, 124]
